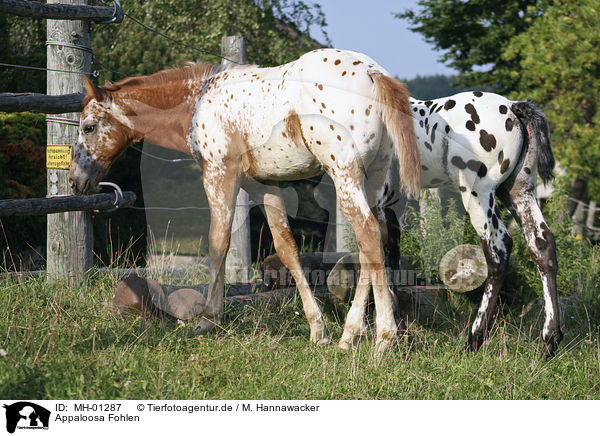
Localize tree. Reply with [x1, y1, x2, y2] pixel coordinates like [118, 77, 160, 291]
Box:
[396, 0, 539, 94]
[91, 0, 329, 81]
[0, 14, 46, 93]
[504, 0, 600, 197]
[402, 74, 472, 100]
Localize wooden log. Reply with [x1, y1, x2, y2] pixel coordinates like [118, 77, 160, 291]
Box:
[222, 36, 252, 284]
[0, 191, 136, 217]
[0, 92, 84, 113]
[0, 0, 123, 22]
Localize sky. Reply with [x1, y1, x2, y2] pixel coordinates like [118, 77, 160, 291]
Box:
[310, 0, 456, 80]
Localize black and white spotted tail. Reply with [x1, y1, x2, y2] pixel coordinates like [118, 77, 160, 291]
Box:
[511, 101, 555, 185]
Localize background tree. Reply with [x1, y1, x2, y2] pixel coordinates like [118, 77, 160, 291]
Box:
[0, 14, 46, 93]
[91, 0, 329, 81]
[396, 0, 539, 94]
[504, 0, 600, 197]
[402, 74, 471, 100]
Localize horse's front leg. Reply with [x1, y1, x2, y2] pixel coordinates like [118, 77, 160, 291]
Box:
[242, 178, 330, 344]
[195, 160, 242, 333]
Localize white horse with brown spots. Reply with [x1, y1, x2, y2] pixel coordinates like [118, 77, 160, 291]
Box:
[69, 48, 420, 353]
[381, 91, 562, 357]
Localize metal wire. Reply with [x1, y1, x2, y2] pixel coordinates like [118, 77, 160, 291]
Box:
[130, 205, 210, 211]
[123, 12, 242, 65]
[92, 56, 128, 78]
[0, 62, 98, 77]
[46, 116, 80, 127]
[45, 40, 94, 54]
[131, 145, 195, 162]
[98, 181, 124, 212]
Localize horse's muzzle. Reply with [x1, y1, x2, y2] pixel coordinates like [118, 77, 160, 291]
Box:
[69, 159, 103, 196]
[69, 175, 95, 196]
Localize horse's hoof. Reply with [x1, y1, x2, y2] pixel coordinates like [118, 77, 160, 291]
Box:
[310, 326, 331, 345]
[465, 332, 484, 353]
[315, 337, 332, 346]
[542, 329, 563, 359]
[338, 338, 353, 351]
[193, 317, 217, 334]
[375, 339, 392, 355]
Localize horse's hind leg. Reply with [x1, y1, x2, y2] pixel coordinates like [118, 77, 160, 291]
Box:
[242, 178, 330, 344]
[335, 166, 397, 353]
[195, 161, 241, 333]
[498, 184, 562, 357]
[461, 187, 513, 351]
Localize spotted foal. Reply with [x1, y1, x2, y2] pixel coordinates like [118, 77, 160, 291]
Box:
[382, 92, 562, 357]
[69, 49, 420, 353]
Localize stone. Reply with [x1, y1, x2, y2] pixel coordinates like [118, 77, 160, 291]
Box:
[166, 288, 207, 320]
[111, 274, 167, 315]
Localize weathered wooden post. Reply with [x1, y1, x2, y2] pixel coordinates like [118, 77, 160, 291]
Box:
[46, 0, 93, 284]
[222, 36, 252, 283]
[586, 200, 597, 237]
[335, 200, 352, 252]
[572, 201, 586, 237]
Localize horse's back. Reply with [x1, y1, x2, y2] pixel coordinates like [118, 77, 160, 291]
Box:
[190, 48, 402, 181]
[411, 91, 524, 189]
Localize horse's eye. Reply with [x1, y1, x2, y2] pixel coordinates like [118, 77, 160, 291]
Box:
[83, 124, 95, 134]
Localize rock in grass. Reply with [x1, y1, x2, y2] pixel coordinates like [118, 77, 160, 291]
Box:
[166, 288, 207, 320]
[111, 274, 166, 315]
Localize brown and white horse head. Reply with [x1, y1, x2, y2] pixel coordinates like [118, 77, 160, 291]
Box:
[69, 76, 140, 195]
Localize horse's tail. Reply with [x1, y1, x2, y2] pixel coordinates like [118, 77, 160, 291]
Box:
[511, 100, 555, 185]
[369, 71, 420, 197]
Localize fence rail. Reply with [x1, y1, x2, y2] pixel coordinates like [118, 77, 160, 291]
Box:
[0, 92, 84, 113]
[0, 0, 123, 22]
[0, 192, 136, 217]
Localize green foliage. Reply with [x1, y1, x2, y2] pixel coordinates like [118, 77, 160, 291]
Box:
[504, 0, 600, 197]
[0, 15, 46, 93]
[402, 74, 473, 100]
[91, 0, 329, 82]
[396, 0, 539, 94]
[509, 180, 600, 299]
[401, 191, 480, 282]
[0, 113, 47, 268]
[0, 112, 46, 145]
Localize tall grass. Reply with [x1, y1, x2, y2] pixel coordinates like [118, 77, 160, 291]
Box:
[1, 267, 599, 399]
[1, 185, 599, 399]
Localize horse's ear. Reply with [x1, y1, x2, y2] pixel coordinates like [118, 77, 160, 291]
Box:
[83, 75, 107, 101]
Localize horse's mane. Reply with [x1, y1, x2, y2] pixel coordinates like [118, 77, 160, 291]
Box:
[103, 61, 223, 92]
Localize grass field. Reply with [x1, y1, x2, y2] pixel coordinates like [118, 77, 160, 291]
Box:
[1, 271, 599, 400]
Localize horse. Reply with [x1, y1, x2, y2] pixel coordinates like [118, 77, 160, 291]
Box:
[69, 48, 420, 353]
[378, 91, 562, 357]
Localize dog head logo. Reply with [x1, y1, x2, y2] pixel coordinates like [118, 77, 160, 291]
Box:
[3, 402, 50, 433]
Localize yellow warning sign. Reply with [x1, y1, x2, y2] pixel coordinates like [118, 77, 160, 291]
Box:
[46, 145, 72, 169]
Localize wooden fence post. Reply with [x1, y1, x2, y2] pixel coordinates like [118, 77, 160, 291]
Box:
[335, 199, 352, 252]
[586, 200, 597, 236]
[572, 201, 586, 236]
[222, 35, 252, 283]
[46, 0, 93, 284]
